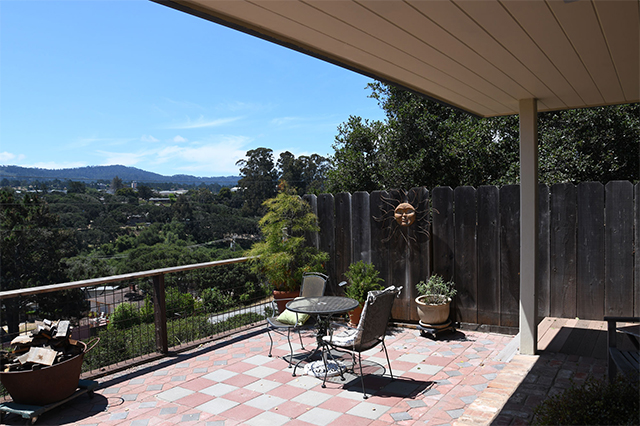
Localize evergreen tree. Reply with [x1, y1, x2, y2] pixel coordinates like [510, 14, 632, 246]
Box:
[236, 148, 278, 215]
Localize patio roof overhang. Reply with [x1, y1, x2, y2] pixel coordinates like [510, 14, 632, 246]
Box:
[154, 0, 638, 118]
[154, 0, 640, 355]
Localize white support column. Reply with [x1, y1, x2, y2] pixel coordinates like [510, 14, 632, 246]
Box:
[519, 98, 538, 355]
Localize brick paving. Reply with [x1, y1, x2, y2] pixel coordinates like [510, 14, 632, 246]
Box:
[0, 324, 606, 425]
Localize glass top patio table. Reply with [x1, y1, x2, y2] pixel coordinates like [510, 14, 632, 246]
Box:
[286, 296, 359, 316]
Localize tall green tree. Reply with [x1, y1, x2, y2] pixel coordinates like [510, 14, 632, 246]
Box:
[110, 175, 124, 193]
[66, 180, 86, 194]
[277, 151, 329, 195]
[277, 151, 303, 192]
[236, 148, 278, 215]
[328, 83, 638, 192]
[327, 116, 388, 192]
[0, 190, 78, 333]
[298, 154, 329, 194]
[536, 105, 639, 184]
[137, 184, 155, 200]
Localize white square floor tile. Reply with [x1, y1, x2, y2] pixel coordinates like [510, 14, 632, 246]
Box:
[244, 379, 282, 393]
[155, 386, 194, 402]
[297, 407, 342, 426]
[245, 411, 290, 426]
[287, 375, 323, 389]
[200, 382, 238, 397]
[195, 397, 239, 415]
[245, 365, 279, 378]
[245, 393, 286, 410]
[202, 369, 238, 382]
[397, 353, 427, 363]
[244, 354, 274, 365]
[291, 390, 332, 406]
[347, 401, 390, 420]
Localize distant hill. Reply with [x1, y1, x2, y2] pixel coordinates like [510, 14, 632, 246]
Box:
[0, 165, 239, 186]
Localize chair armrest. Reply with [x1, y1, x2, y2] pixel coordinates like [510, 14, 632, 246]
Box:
[270, 297, 299, 315]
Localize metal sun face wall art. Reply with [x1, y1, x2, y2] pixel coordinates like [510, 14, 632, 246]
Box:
[376, 191, 431, 246]
[394, 202, 416, 227]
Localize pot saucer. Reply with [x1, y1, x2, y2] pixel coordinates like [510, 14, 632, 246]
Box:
[418, 319, 451, 330]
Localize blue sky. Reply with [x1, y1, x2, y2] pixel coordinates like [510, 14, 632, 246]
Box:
[0, 1, 386, 177]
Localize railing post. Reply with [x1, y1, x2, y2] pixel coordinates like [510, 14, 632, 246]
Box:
[152, 274, 168, 354]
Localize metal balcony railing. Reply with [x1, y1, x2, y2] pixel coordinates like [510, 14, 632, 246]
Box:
[0, 256, 271, 385]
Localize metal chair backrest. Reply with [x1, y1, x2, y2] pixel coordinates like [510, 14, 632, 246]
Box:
[300, 272, 328, 298]
[358, 286, 401, 347]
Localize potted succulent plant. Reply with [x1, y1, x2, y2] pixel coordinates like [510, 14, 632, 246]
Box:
[247, 183, 328, 313]
[341, 260, 385, 326]
[415, 274, 457, 327]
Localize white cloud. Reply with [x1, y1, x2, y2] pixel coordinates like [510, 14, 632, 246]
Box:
[98, 150, 148, 167]
[168, 116, 242, 129]
[0, 152, 26, 163]
[69, 137, 136, 149]
[19, 161, 86, 169]
[271, 116, 300, 126]
[155, 135, 250, 175]
[141, 135, 159, 143]
[221, 101, 275, 112]
[173, 135, 188, 143]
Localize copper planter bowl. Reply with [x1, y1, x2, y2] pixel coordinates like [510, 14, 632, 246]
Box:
[0, 340, 90, 406]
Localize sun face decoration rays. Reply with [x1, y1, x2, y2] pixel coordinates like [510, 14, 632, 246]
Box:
[375, 188, 431, 247]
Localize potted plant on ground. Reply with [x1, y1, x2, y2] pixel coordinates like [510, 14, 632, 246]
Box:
[246, 182, 329, 313]
[341, 260, 385, 326]
[415, 274, 457, 328]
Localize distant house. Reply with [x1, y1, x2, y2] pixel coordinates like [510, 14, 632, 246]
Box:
[159, 190, 187, 196]
[149, 197, 171, 204]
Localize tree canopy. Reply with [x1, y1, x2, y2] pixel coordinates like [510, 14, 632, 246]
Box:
[327, 82, 639, 192]
[236, 149, 329, 215]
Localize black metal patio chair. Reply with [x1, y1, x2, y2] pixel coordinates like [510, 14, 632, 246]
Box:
[322, 285, 402, 399]
[267, 272, 328, 367]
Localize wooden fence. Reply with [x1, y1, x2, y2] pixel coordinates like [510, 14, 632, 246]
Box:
[304, 181, 639, 328]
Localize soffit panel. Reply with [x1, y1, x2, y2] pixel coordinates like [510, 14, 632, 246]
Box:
[594, 0, 640, 102]
[500, 1, 604, 106]
[404, 0, 560, 111]
[548, 0, 625, 104]
[163, 0, 640, 117]
[363, 1, 530, 103]
[263, 0, 509, 113]
[453, 0, 583, 109]
[180, 0, 501, 115]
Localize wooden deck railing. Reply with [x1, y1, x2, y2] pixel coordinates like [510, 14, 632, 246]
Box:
[0, 257, 259, 367]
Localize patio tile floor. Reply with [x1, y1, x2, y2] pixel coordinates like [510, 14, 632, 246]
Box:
[0, 317, 608, 425]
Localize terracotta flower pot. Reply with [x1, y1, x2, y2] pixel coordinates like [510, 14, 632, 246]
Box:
[348, 304, 363, 327]
[273, 289, 300, 314]
[415, 295, 451, 327]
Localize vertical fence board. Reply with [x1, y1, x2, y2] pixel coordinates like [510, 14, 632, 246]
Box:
[370, 191, 391, 291]
[454, 186, 478, 324]
[577, 182, 605, 320]
[550, 183, 577, 318]
[318, 194, 337, 295]
[538, 184, 551, 319]
[406, 187, 430, 321]
[386, 190, 410, 320]
[311, 181, 635, 325]
[432, 187, 455, 281]
[352, 191, 371, 263]
[636, 184, 640, 318]
[303, 194, 319, 250]
[500, 185, 520, 327]
[477, 186, 500, 325]
[335, 193, 352, 286]
[605, 181, 634, 316]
